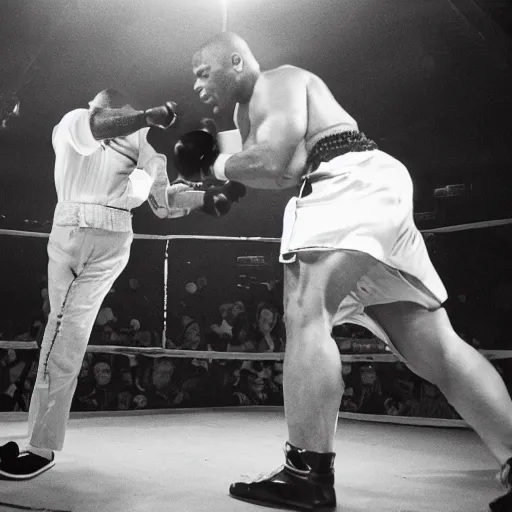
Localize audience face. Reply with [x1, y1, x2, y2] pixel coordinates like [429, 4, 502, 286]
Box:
[120, 369, 133, 386]
[230, 367, 241, 386]
[360, 367, 377, 386]
[246, 370, 266, 395]
[152, 360, 174, 390]
[183, 322, 201, 349]
[133, 394, 148, 409]
[185, 282, 198, 294]
[6, 349, 16, 365]
[117, 391, 133, 410]
[232, 301, 245, 318]
[93, 362, 112, 386]
[342, 363, 352, 377]
[258, 308, 275, 335]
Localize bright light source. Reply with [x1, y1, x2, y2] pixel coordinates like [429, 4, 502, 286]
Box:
[220, 0, 228, 32]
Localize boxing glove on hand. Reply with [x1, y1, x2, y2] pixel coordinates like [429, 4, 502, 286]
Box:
[202, 181, 247, 217]
[218, 181, 246, 202]
[174, 130, 219, 180]
[145, 101, 179, 129]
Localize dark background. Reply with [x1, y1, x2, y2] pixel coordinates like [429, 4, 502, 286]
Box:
[1, 0, 511, 236]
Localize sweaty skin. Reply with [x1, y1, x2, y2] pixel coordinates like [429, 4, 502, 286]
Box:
[194, 61, 359, 189]
[235, 66, 359, 188]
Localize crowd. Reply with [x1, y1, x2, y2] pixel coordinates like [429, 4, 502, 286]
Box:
[4, 342, 510, 418]
[1, 229, 512, 417]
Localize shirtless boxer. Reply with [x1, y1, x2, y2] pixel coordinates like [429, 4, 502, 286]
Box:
[0, 88, 242, 481]
[188, 32, 512, 511]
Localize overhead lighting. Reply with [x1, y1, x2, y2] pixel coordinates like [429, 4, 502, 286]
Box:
[0, 96, 20, 129]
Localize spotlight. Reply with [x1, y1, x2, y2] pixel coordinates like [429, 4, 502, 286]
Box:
[0, 96, 20, 129]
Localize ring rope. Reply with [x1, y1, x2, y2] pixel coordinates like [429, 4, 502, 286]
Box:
[2, 340, 511, 362]
[1, 216, 512, 241]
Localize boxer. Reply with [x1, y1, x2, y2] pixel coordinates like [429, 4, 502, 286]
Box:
[187, 32, 512, 511]
[0, 89, 240, 480]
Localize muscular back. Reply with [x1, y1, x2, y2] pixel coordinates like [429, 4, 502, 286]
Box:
[304, 70, 359, 152]
[237, 65, 358, 187]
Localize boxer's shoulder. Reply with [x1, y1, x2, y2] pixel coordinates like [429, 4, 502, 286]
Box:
[251, 66, 309, 106]
[259, 65, 310, 85]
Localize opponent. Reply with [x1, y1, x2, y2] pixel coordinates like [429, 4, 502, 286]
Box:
[187, 32, 512, 511]
[0, 89, 244, 480]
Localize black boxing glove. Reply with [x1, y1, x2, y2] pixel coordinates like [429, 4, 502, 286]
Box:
[217, 180, 246, 202]
[202, 181, 246, 217]
[145, 101, 179, 129]
[173, 118, 219, 180]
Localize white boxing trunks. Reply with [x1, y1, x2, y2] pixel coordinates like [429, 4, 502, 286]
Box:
[279, 149, 448, 354]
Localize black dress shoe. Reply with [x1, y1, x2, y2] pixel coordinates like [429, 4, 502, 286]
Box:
[0, 451, 55, 480]
[0, 442, 20, 463]
[229, 442, 336, 511]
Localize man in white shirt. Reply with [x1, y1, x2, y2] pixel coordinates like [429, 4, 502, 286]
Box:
[0, 89, 239, 480]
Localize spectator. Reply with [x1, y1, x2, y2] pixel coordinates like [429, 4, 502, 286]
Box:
[178, 316, 205, 351]
[210, 303, 235, 339]
[418, 382, 460, 419]
[117, 277, 154, 339]
[231, 360, 275, 406]
[77, 359, 118, 411]
[254, 302, 284, 353]
[227, 313, 256, 352]
[72, 356, 96, 411]
[145, 359, 181, 408]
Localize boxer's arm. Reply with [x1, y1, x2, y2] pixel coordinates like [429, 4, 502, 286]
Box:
[90, 101, 178, 141]
[89, 105, 146, 141]
[213, 69, 307, 189]
[166, 183, 205, 214]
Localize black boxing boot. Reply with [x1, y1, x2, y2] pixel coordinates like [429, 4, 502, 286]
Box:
[490, 458, 512, 512]
[229, 442, 336, 511]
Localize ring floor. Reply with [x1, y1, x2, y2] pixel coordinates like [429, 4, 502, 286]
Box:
[0, 408, 504, 512]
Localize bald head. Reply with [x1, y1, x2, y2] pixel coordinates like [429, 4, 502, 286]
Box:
[194, 32, 257, 68]
[192, 33, 260, 112]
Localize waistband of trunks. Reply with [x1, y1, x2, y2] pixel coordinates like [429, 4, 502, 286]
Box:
[306, 131, 378, 173]
[53, 202, 133, 232]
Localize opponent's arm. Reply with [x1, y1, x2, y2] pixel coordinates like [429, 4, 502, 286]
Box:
[165, 180, 246, 218]
[89, 101, 178, 141]
[163, 181, 205, 217]
[148, 162, 245, 219]
[213, 69, 308, 189]
[54, 100, 178, 157]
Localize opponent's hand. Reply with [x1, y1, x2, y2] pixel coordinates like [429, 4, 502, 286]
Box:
[202, 181, 246, 217]
[145, 101, 179, 129]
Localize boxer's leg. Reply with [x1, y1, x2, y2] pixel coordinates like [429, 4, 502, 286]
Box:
[366, 301, 512, 511]
[366, 301, 512, 466]
[0, 228, 131, 480]
[29, 228, 132, 452]
[229, 249, 376, 510]
[282, 249, 376, 452]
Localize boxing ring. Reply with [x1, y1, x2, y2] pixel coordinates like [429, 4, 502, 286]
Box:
[1, 226, 512, 512]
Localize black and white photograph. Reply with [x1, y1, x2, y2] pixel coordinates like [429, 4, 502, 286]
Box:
[1, 1, 511, 511]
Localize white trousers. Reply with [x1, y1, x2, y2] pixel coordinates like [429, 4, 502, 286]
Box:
[28, 225, 132, 450]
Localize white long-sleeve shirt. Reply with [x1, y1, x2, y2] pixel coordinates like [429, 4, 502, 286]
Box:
[53, 108, 154, 205]
[51, 108, 175, 232]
